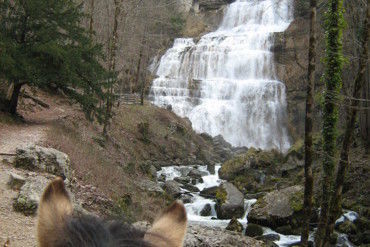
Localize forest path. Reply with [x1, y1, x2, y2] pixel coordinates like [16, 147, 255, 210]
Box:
[0, 164, 38, 247]
[0, 90, 77, 246]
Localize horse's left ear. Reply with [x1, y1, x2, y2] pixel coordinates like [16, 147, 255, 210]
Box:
[37, 177, 73, 247]
[145, 201, 187, 247]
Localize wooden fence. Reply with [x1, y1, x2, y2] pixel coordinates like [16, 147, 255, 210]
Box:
[116, 93, 141, 105]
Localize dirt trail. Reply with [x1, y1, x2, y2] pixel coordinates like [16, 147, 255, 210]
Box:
[0, 124, 47, 154]
[0, 90, 77, 246]
[0, 164, 38, 247]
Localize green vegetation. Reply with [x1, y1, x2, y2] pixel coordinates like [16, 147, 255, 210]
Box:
[216, 187, 227, 204]
[315, 0, 346, 245]
[219, 148, 283, 180]
[290, 190, 304, 212]
[0, 0, 113, 119]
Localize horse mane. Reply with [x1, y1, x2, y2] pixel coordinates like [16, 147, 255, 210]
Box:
[52, 214, 153, 247]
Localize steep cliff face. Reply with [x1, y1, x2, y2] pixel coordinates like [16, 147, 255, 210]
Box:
[274, 0, 368, 140]
[177, 0, 234, 38]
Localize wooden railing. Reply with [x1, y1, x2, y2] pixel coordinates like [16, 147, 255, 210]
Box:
[116, 93, 141, 105]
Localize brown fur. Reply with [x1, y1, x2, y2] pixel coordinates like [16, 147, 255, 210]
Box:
[37, 177, 73, 247]
[37, 178, 187, 247]
[145, 201, 187, 247]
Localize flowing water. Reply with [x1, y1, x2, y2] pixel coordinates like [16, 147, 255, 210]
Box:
[150, 0, 293, 152]
[157, 165, 356, 247]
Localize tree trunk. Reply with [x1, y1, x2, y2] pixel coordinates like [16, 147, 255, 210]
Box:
[315, 0, 345, 246]
[301, 0, 317, 246]
[8, 82, 23, 115]
[89, 0, 94, 37]
[103, 0, 122, 135]
[136, 45, 144, 105]
[359, 63, 370, 150]
[324, 4, 369, 245]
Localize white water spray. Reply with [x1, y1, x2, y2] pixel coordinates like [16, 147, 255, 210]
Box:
[150, 0, 293, 151]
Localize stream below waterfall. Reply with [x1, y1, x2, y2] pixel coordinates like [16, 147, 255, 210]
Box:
[157, 164, 355, 247]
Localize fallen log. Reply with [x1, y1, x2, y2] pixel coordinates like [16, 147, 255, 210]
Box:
[23, 93, 50, 108]
[0, 153, 16, 156]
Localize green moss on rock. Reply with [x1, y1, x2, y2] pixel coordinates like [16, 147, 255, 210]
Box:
[13, 195, 38, 216]
[219, 148, 282, 181]
[289, 190, 304, 212]
[216, 187, 227, 204]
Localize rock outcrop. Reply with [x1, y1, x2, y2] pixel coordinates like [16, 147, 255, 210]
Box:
[219, 148, 289, 194]
[274, 0, 368, 139]
[198, 0, 235, 11]
[7, 172, 25, 190]
[12, 175, 52, 215]
[15, 145, 71, 179]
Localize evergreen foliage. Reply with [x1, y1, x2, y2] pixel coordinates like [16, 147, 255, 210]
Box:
[0, 0, 113, 121]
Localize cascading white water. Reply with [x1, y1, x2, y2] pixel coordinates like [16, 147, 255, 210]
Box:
[150, 0, 293, 152]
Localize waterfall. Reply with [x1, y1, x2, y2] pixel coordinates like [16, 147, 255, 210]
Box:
[150, 0, 293, 152]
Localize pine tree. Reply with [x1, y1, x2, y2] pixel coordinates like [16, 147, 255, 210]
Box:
[314, 0, 345, 246]
[0, 0, 112, 121]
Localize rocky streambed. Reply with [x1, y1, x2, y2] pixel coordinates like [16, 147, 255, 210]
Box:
[157, 162, 360, 247]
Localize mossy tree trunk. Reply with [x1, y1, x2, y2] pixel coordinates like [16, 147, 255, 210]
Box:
[324, 3, 369, 245]
[314, 0, 345, 246]
[301, 0, 317, 245]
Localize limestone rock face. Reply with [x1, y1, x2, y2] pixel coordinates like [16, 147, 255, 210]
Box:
[198, 0, 235, 11]
[215, 182, 244, 219]
[248, 185, 304, 229]
[274, 0, 367, 139]
[15, 145, 71, 179]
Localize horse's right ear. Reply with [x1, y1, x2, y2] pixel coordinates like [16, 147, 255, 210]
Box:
[37, 177, 73, 247]
[145, 201, 187, 247]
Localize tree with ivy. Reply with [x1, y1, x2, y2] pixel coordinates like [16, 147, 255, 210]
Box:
[324, 2, 369, 245]
[0, 0, 113, 121]
[314, 0, 345, 246]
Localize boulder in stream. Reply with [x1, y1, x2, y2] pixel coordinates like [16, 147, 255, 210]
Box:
[248, 185, 304, 233]
[226, 217, 244, 233]
[245, 223, 263, 237]
[215, 182, 244, 219]
[200, 186, 218, 199]
[200, 203, 212, 216]
[163, 180, 182, 198]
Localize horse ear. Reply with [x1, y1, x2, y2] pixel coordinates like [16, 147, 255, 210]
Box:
[145, 201, 187, 247]
[37, 177, 73, 247]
